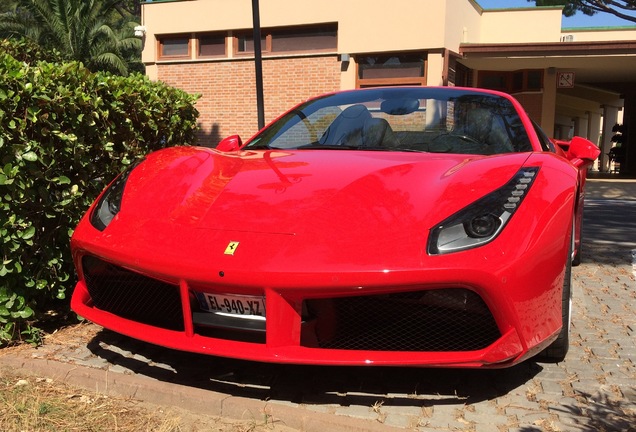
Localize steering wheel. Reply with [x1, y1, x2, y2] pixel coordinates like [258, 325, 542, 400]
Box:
[433, 131, 482, 145]
[447, 132, 482, 145]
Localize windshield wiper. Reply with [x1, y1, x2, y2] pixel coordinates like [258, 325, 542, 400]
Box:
[297, 144, 428, 153]
[245, 144, 274, 150]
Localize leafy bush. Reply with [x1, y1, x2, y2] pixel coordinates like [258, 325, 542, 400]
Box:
[0, 40, 199, 344]
[0, 38, 64, 64]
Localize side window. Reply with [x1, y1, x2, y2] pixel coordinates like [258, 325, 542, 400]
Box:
[533, 122, 555, 152]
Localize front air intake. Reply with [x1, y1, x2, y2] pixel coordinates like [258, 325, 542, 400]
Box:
[302, 289, 500, 351]
[82, 256, 184, 331]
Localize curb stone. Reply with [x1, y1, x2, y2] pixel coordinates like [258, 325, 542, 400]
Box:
[0, 353, 401, 432]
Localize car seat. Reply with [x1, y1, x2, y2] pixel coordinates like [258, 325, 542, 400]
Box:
[462, 108, 513, 153]
[320, 104, 399, 148]
[361, 117, 399, 148]
[319, 104, 372, 146]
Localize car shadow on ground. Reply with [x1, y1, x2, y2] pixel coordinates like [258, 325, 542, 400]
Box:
[81, 239, 635, 427]
[82, 230, 635, 412]
[86, 328, 543, 408]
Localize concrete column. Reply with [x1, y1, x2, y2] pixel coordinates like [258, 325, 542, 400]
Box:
[145, 64, 159, 81]
[541, 69, 557, 138]
[573, 116, 588, 139]
[587, 111, 602, 146]
[340, 56, 357, 90]
[587, 111, 602, 171]
[600, 105, 620, 172]
[427, 52, 444, 87]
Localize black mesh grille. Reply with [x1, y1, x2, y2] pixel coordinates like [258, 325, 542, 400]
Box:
[302, 289, 500, 351]
[82, 256, 184, 331]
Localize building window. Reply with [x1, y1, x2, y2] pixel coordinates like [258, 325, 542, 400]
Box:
[512, 72, 524, 92]
[236, 34, 268, 54]
[480, 71, 508, 92]
[526, 70, 543, 91]
[357, 54, 427, 87]
[234, 24, 337, 55]
[454, 62, 472, 87]
[271, 26, 337, 53]
[158, 25, 337, 61]
[158, 35, 191, 59]
[479, 69, 543, 93]
[199, 33, 226, 58]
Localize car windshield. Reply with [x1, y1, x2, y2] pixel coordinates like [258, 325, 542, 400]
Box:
[245, 87, 533, 155]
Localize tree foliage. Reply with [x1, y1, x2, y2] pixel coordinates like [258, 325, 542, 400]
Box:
[530, 0, 636, 23]
[0, 0, 142, 75]
[0, 38, 200, 345]
[0, 1, 20, 14]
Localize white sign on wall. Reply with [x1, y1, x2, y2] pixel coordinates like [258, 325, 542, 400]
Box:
[557, 72, 575, 88]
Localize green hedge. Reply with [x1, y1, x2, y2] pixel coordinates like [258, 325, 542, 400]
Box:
[0, 39, 200, 344]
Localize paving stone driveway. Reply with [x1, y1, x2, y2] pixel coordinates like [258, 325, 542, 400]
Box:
[3, 178, 635, 432]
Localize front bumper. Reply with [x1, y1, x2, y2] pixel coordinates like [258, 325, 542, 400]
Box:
[71, 254, 533, 368]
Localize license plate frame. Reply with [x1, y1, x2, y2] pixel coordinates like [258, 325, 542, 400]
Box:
[195, 292, 266, 318]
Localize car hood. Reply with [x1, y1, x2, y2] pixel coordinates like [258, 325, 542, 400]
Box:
[86, 146, 532, 273]
[123, 147, 528, 231]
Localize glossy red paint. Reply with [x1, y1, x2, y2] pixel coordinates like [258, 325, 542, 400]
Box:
[70, 87, 599, 367]
[552, 137, 600, 261]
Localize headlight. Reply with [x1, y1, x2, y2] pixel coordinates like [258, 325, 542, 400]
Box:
[90, 163, 138, 231]
[428, 167, 539, 255]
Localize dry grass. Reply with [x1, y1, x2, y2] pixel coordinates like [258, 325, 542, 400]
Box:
[0, 366, 294, 432]
[0, 368, 172, 431]
[0, 321, 297, 431]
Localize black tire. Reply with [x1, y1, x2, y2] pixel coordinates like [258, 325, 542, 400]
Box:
[572, 243, 581, 266]
[572, 206, 583, 266]
[537, 225, 573, 363]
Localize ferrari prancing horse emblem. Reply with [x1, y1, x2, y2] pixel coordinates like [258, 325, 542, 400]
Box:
[224, 241, 239, 255]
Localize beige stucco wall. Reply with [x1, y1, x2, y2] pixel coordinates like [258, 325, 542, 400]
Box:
[561, 27, 636, 41]
[141, 1, 636, 64]
[142, 0, 486, 65]
[479, 8, 563, 43]
[427, 52, 445, 87]
[443, 0, 482, 47]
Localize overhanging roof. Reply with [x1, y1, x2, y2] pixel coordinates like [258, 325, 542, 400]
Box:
[459, 41, 636, 87]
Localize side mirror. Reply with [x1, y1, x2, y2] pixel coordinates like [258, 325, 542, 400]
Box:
[567, 136, 600, 168]
[216, 135, 242, 152]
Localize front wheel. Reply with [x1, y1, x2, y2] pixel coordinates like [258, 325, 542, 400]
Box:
[572, 203, 584, 266]
[537, 225, 573, 363]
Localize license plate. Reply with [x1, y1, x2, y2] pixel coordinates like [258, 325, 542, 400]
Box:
[196, 292, 265, 317]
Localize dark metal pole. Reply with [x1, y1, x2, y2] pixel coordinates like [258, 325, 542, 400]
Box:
[251, 0, 265, 130]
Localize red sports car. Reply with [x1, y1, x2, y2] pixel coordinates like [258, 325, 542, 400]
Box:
[71, 87, 599, 368]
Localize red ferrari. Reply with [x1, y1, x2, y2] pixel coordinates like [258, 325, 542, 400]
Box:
[71, 87, 599, 368]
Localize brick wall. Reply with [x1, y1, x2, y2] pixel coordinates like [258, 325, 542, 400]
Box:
[157, 55, 341, 147]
